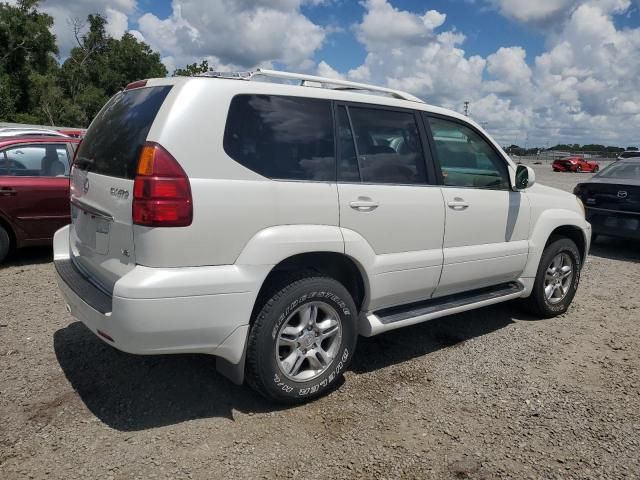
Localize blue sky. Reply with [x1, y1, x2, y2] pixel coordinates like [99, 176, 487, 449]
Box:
[30, 0, 640, 146]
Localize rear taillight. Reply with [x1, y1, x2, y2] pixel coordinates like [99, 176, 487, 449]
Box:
[132, 143, 192, 227]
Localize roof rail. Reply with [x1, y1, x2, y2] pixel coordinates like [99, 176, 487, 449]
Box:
[198, 68, 424, 103]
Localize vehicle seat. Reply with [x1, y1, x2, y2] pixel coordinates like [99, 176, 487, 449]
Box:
[41, 152, 66, 176]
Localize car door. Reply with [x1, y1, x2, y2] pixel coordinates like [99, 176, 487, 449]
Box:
[424, 114, 530, 297]
[0, 142, 71, 241]
[336, 103, 445, 310]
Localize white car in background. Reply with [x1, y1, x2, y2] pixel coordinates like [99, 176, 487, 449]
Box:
[54, 70, 591, 403]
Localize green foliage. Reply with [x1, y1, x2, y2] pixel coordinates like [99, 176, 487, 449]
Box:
[0, 0, 57, 120]
[547, 144, 624, 153]
[173, 59, 213, 77]
[0, 3, 168, 126]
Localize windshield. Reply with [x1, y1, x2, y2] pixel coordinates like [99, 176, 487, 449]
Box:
[595, 161, 640, 180]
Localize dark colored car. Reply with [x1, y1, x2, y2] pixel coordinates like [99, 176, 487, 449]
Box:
[553, 156, 599, 173]
[574, 158, 640, 241]
[0, 136, 80, 263]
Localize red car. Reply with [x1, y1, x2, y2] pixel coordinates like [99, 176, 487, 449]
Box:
[0, 136, 80, 263]
[552, 156, 599, 173]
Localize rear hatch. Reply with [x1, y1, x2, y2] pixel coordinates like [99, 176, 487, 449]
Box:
[579, 180, 640, 214]
[70, 84, 172, 293]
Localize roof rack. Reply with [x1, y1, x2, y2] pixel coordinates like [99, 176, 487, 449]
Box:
[198, 68, 424, 103]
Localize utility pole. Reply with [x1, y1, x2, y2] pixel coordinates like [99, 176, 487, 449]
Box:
[463, 101, 469, 116]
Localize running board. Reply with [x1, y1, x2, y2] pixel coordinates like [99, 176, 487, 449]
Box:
[360, 282, 525, 337]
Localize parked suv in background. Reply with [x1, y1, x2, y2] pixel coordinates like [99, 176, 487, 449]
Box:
[0, 136, 79, 263]
[54, 71, 591, 403]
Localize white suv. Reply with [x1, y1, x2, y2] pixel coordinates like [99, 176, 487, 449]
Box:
[54, 70, 591, 403]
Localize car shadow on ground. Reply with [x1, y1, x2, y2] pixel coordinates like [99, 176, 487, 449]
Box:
[352, 302, 524, 374]
[54, 302, 523, 431]
[1, 246, 52, 268]
[589, 236, 640, 263]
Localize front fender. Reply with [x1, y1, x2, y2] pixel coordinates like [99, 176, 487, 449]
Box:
[521, 208, 591, 279]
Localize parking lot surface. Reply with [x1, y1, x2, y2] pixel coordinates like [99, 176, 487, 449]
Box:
[1, 166, 639, 479]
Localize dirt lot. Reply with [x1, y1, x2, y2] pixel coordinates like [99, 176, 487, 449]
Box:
[1, 166, 639, 479]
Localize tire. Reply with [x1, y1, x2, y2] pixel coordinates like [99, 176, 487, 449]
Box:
[576, 166, 582, 173]
[0, 225, 10, 264]
[522, 236, 581, 318]
[594, 166, 599, 172]
[246, 275, 358, 404]
[591, 233, 598, 245]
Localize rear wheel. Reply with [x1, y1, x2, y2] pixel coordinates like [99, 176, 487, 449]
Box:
[0, 225, 10, 264]
[246, 275, 358, 404]
[522, 237, 581, 318]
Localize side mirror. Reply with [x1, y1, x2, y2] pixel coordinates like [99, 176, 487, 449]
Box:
[514, 164, 535, 190]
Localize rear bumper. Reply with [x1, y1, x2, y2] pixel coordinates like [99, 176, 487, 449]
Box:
[587, 208, 640, 240]
[53, 226, 271, 363]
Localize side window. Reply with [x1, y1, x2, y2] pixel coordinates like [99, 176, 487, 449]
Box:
[348, 107, 427, 184]
[223, 95, 335, 181]
[427, 116, 510, 189]
[3, 144, 70, 177]
[336, 106, 359, 182]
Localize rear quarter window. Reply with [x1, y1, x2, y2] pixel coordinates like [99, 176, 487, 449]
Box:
[74, 86, 172, 179]
[223, 94, 336, 181]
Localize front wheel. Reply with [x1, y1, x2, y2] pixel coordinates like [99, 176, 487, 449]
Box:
[246, 275, 358, 404]
[522, 237, 581, 318]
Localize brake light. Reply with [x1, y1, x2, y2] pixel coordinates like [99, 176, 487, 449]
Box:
[132, 143, 192, 227]
[125, 80, 147, 90]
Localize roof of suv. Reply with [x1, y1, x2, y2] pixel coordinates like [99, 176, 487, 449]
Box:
[143, 71, 477, 130]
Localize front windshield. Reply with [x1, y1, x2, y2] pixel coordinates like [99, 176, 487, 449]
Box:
[595, 161, 640, 180]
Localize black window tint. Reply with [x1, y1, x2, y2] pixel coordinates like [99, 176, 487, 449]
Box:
[336, 106, 359, 182]
[223, 95, 335, 181]
[3, 144, 69, 176]
[427, 116, 510, 189]
[348, 107, 426, 185]
[75, 86, 172, 179]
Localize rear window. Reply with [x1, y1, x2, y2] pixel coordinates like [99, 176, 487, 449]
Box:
[223, 94, 335, 181]
[74, 86, 172, 179]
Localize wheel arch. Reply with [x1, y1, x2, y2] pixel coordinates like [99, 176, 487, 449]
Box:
[250, 251, 369, 321]
[546, 225, 587, 263]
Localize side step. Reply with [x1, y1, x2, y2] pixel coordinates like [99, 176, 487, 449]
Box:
[360, 282, 525, 337]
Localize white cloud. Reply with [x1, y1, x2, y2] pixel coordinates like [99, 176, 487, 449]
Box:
[137, 0, 327, 72]
[34, 0, 136, 57]
[318, 0, 640, 146]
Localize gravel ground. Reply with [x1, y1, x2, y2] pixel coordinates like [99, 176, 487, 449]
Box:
[1, 166, 639, 479]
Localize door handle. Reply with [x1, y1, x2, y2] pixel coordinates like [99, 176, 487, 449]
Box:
[350, 199, 379, 211]
[447, 200, 469, 210]
[0, 187, 17, 196]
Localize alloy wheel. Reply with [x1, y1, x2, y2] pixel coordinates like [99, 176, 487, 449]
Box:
[275, 301, 343, 382]
[543, 252, 574, 304]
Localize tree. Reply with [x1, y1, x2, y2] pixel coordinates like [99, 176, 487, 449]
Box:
[57, 13, 167, 126]
[173, 59, 213, 77]
[0, 0, 58, 122]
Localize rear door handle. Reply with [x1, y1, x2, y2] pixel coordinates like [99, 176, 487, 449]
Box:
[350, 200, 379, 211]
[0, 187, 17, 196]
[447, 200, 469, 210]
